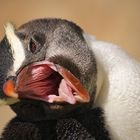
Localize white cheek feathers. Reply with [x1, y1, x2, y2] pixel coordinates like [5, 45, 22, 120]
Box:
[4, 22, 25, 73]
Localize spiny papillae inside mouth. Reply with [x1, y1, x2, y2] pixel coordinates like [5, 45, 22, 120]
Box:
[15, 62, 77, 104]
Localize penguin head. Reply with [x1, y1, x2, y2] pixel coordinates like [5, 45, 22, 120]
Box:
[0, 18, 97, 120]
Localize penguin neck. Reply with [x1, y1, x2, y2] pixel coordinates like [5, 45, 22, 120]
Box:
[94, 60, 104, 103]
[83, 33, 105, 105]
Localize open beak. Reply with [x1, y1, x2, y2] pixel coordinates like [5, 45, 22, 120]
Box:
[3, 61, 90, 104]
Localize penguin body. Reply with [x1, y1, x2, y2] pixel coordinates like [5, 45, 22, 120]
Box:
[0, 108, 109, 140]
[84, 34, 140, 140]
[0, 18, 140, 140]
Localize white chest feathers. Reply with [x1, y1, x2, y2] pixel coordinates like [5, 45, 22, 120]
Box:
[84, 34, 140, 140]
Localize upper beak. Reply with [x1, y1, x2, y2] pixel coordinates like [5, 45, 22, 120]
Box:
[55, 65, 90, 103]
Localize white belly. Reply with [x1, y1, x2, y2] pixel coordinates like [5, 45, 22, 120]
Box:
[84, 34, 140, 140]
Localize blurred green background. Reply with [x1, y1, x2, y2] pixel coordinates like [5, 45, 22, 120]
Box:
[0, 0, 140, 133]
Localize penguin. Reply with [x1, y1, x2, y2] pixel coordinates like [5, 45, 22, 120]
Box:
[0, 18, 140, 140]
[0, 19, 110, 140]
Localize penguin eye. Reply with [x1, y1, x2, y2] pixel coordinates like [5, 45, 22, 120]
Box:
[29, 38, 38, 53]
[28, 33, 45, 54]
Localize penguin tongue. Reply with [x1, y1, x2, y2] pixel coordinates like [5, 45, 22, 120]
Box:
[3, 61, 89, 104]
[47, 79, 76, 104]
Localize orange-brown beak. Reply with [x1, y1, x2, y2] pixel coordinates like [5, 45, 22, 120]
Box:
[56, 65, 90, 103]
[3, 61, 90, 104]
[3, 79, 18, 99]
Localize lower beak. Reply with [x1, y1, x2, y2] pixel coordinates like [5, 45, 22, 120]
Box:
[1, 79, 19, 106]
[3, 79, 19, 98]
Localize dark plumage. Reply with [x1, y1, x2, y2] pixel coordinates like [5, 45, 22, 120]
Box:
[0, 108, 110, 140]
[0, 118, 94, 140]
[56, 119, 94, 140]
[0, 38, 13, 98]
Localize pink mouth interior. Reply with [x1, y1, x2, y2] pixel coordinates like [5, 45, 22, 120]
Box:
[16, 64, 61, 96]
[3, 61, 90, 104]
[15, 62, 77, 104]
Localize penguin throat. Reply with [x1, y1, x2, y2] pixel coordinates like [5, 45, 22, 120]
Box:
[10, 61, 90, 104]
